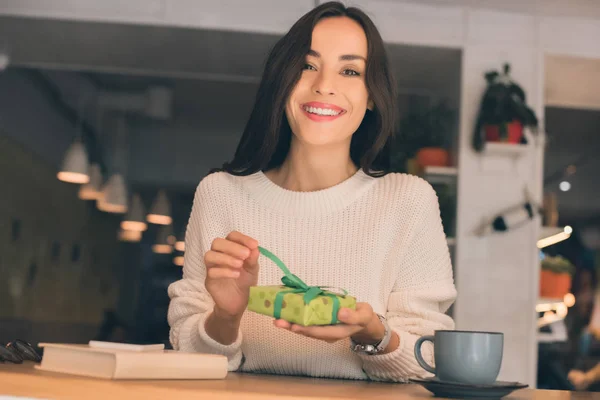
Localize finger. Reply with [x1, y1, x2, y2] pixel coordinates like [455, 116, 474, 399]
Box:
[206, 267, 240, 279]
[290, 323, 362, 342]
[205, 250, 244, 269]
[273, 319, 292, 330]
[337, 303, 374, 326]
[212, 238, 252, 260]
[244, 247, 260, 272]
[226, 231, 259, 250]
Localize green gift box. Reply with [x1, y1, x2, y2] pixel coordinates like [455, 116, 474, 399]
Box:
[247, 247, 356, 326]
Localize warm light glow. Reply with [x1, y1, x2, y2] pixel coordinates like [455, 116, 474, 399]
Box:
[57, 171, 89, 184]
[175, 241, 185, 252]
[152, 244, 173, 254]
[147, 214, 173, 225]
[564, 293, 576, 307]
[167, 235, 176, 245]
[97, 198, 127, 214]
[537, 231, 571, 249]
[78, 163, 102, 200]
[564, 225, 573, 235]
[118, 229, 142, 242]
[543, 311, 554, 321]
[556, 303, 568, 318]
[173, 256, 184, 266]
[79, 186, 102, 200]
[121, 221, 148, 232]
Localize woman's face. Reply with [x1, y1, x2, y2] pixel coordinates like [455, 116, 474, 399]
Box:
[285, 16, 371, 148]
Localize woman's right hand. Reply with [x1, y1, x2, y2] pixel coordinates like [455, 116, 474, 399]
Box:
[204, 231, 260, 321]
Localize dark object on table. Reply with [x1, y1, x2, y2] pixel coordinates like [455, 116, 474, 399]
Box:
[0, 340, 42, 363]
[410, 377, 528, 399]
[7, 340, 42, 362]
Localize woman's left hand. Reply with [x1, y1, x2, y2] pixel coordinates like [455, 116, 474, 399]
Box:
[273, 302, 385, 344]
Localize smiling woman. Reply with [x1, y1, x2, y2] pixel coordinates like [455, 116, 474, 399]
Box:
[167, 1, 456, 383]
[219, 2, 397, 178]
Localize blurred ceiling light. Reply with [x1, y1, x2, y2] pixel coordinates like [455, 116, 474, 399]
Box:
[175, 239, 185, 252]
[152, 224, 173, 254]
[78, 163, 103, 200]
[97, 173, 128, 214]
[121, 193, 147, 232]
[537, 226, 573, 249]
[559, 181, 571, 192]
[118, 228, 142, 242]
[57, 139, 89, 184]
[147, 190, 172, 225]
[0, 51, 10, 71]
[173, 256, 184, 266]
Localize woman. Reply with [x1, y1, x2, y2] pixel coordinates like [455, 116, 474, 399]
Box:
[168, 1, 456, 382]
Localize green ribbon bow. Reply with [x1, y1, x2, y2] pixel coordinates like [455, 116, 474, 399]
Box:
[258, 246, 348, 324]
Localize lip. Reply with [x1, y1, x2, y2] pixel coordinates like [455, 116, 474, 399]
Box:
[300, 102, 346, 122]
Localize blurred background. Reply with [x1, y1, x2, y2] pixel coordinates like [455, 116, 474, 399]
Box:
[0, 0, 599, 391]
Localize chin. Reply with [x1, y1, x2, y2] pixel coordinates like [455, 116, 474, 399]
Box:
[296, 134, 349, 148]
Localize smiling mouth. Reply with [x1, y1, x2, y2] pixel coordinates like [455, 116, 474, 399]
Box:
[302, 105, 344, 116]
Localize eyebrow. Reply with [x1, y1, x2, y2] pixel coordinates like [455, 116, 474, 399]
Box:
[307, 49, 366, 62]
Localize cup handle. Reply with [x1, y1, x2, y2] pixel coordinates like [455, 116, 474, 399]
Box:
[414, 335, 436, 374]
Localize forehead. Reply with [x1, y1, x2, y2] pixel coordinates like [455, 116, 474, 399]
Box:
[310, 16, 368, 58]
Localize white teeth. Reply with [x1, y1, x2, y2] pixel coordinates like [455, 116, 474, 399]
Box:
[304, 106, 341, 116]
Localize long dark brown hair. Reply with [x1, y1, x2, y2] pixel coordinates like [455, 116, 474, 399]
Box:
[219, 1, 397, 177]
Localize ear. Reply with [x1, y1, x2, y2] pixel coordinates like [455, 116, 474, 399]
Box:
[367, 99, 374, 111]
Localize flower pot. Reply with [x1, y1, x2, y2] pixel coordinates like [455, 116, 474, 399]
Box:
[416, 147, 449, 168]
[484, 121, 523, 144]
[540, 269, 572, 298]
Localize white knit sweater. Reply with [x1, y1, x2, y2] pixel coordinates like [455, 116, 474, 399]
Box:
[167, 169, 457, 382]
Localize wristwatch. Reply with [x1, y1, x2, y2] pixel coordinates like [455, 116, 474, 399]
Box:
[349, 314, 391, 355]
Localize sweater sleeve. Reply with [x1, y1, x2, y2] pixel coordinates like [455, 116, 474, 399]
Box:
[167, 177, 244, 371]
[357, 179, 457, 382]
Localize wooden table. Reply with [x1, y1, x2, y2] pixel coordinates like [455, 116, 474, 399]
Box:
[0, 363, 593, 399]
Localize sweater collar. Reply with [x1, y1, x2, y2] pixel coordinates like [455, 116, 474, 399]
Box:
[239, 169, 377, 217]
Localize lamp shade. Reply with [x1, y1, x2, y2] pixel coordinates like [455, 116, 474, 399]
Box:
[152, 224, 173, 254]
[118, 229, 142, 242]
[121, 193, 147, 232]
[173, 256, 184, 266]
[147, 190, 172, 225]
[78, 163, 103, 200]
[97, 173, 128, 214]
[175, 229, 185, 252]
[57, 140, 89, 184]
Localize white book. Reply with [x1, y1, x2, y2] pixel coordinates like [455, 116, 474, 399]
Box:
[35, 343, 228, 380]
[88, 340, 165, 352]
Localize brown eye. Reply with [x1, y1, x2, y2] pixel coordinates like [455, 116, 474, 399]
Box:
[342, 69, 360, 76]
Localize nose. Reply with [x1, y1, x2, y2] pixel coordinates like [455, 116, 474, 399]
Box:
[312, 71, 336, 96]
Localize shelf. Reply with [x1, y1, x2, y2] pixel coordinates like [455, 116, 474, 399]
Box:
[483, 143, 529, 158]
[423, 166, 458, 185]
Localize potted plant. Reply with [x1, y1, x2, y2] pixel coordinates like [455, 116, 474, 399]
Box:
[540, 255, 575, 299]
[472, 63, 539, 152]
[393, 100, 455, 172]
